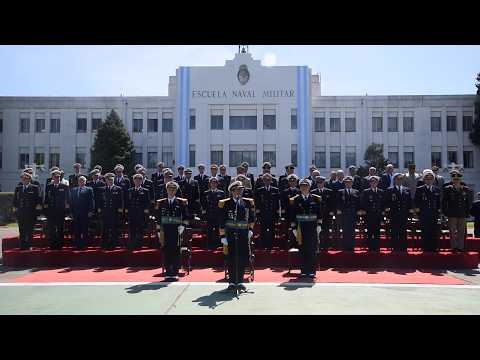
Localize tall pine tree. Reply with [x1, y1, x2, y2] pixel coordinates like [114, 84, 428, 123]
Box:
[357, 143, 388, 177]
[91, 109, 136, 176]
[469, 72, 480, 146]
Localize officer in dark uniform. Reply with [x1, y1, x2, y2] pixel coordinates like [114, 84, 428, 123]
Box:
[348, 166, 364, 192]
[86, 169, 105, 238]
[130, 164, 144, 185]
[241, 162, 256, 190]
[311, 176, 334, 250]
[70, 176, 95, 250]
[92, 165, 104, 182]
[254, 162, 278, 192]
[125, 174, 150, 250]
[99, 173, 124, 250]
[151, 161, 165, 188]
[442, 170, 474, 251]
[360, 176, 385, 252]
[336, 176, 361, 251]
[471, 192, 480, 238]
[218, 165, 231, 194]
[281, 174, 301, 220]
[44, 166, 60, 194]
[155, 169, 183, 201]
[414, 169, 442, 252]
[44, 170, 70, 249]
[385, 173, 413, 251]
[219, 181, 255, 292]
[254, 173, 280, 250]
[305, 165, 318, 183]
[68, 163, 84, 189]
[138, 167, 155, 209]
[174, 165, 186, 185]
[181, 168, 201, 217]
[201, 177, 226, 249]
[194, 164, 210, 197]
[289, 178, 321, 278]
[12, 172, 42, 250]
[114, 164, 131, 200]
[278, 164, 296, 192]
[156, 181, 190, 280]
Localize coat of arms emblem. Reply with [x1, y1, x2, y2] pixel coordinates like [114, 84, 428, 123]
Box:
[237, 64, 250, 85]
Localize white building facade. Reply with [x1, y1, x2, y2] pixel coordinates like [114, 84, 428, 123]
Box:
[0, 51, 478, 192]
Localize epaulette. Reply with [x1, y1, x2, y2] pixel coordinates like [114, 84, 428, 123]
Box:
[289, 194, 299, 204]
[177, 197, 189, 205]
[311, 193, 321, 201]
[243, 197, 255, 206]
[218, 198, 229, 208]
[156, 198, 167, 203]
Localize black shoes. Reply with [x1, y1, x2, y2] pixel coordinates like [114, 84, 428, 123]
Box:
[226, 284, 236, 291]
[237, 284, 247, 292]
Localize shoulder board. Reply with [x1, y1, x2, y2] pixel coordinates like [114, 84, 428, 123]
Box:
[156, 198, 167, 203]
[218, 198, 229, 208]
[289, 194, 299, 204]
[311, 194, 321, 201]
[177, 197, 188, 204]
[243, 197, 255, 206]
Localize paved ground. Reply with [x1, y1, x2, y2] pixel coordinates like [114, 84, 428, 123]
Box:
[1, 224, 480, 314]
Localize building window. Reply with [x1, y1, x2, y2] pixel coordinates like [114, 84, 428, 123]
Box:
[92, 117, 102, 131]
[431, 152, 442, 168]
[403, 151, 414, 168]
[35, 116, 46, 133]
[229, 116, 257, 130]
[388, 152, 399, 168]
[18, 149, 29, 169]
[345, 149, 356, 168]
[134, 148, 143, 166]
[291, 144, 298, 167]
[75, 148, 87, 168]
[147, 151, 158, 169]
[330, 117, 341, 132]
[263, 151, 276, 167]
[189, 145, 196, 168]
[447, 150, 457, 164]
[403, 117, 414, 132]
[463, 151, 474, 168]
[34, 148, 45, 166]
[229, 151, 257, 167]
[162, 118, 173, 132]
[345, 117, 356, 132]
[388, 117, 398, 132]
[330, 151, 341, 169]
[431, 117, 441, 132]
[211, 150, 223, 166]
[133, 118, 143, 133]
[189, 109, 196, 130]
[50, 117, 60, 133]
[147, 118, 158, 132]
[314, 151, 326, 168]
[211, 115, 223, 130]
[263, 114, 276, 130]
[463, 114, 473, 132]
[76, 114, 87, 133]
[49, 147, 60, 168]
[291, 109, 297, 130]
[372, 116, 383, 132]
[162, 147, 174, 168]
[314, 116, 325, 132]
[447, 115, 457, 131]
[20, 116, 30, 133]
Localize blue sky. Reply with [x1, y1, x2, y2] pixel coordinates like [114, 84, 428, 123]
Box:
[0, 45, 478, 96]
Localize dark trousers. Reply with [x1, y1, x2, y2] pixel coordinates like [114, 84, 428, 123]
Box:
[341, 212, 356, 251]
[366, 213, 382, 251]
[73, 213, 90, 249]
[299, 222, 317, 274]
[17, 210, 35, 249]
[206, 221, 220, 249]
[390, 214, 408, 251]
[227, 230, 249, 284]
[128, 215, 145, 250]
[101, 212, 119, 249]
[420, 212, 439, 251]
[319, 215, 331, 249]
[474, 220, 480, 238]
[164, 225, 180, 276]
[259, 215, 275, 250]
[47, 209, 65, 249]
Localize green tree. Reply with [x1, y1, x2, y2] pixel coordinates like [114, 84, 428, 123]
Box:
[357, 143, 388, 177]
[90, 109, 136, 176]
[469, 72, 480, 146]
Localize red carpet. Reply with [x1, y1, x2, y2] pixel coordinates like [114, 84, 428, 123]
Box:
[10, 267, 466, 285]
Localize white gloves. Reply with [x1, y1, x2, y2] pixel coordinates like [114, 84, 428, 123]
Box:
[316, 225, 321, 235]
[221, 237, 228, 246]
[292, 229, 298, 238]
[178, 225, 185, 235]
[248, 230, 253, 240]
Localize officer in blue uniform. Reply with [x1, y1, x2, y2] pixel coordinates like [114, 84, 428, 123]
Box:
[336, 176, 361, 251]
[280, 174, 301, 249]
[99, 173, 124, 250]
[86, 169, 105, 239]
[126, 174, 150, 250]
[113, 164, 131, 201]
[194, 164, 210, 198]
[201, 177, 226, 249]
[385, 173, 414, 251]
[44, 170, 70, 249]
[311, 176, 335, 250]
[156, 181, 190, 280]
[278, 164, 296, 192]
[12, 172, 42, 250]
[181, 168, 201, 217]
[70, 176, 95, 250]
[414, 169, 442, 252]
[151, 161, 165, 188]
[255, 173, 280, 250]
[360, 176, 385, 252]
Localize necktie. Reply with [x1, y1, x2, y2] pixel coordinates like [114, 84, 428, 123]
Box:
[23, 185, 26, 192]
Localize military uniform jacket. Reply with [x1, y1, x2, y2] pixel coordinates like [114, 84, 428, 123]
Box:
[180, 179, 201, 206]
[254, 186, 280, 220]
[379, 173, 395, 190]
[352, 175, 364, 192]
[442, 185, 474, 218]
[337, 188, 360, 214]
[218, 175, 231, 194]
[360, 188, 385, 215]
[311, 187, 334, 216]
[385, 186, 412, 214]
[289, 194, 321, 227]
[154, 183, 183, 201]
[278, 174, 296, 192]
[13, 183, 42, 212]
[281, 187, 301, 222]
[414, 185, 441, 214]
[140, 179, 155, 205]
[44, 183, 70, 211]
[200, 189, 226, 219]
[156, 197, 190, 228]
[471, 200, 480, 220]
[254, 175, 278, 192]
[151, 171, 164, 186]
[70, 186, 95, 216]
[68, 173, 84, 189]
[99, 185, 124, 212]
[114, 175, 131, 198]
[194, 174, 210, 196]
[86, 179, 106, 209]
[125, 186, 150, 214]
[219, 197, 255, 232]
[326, 180, 345, 193]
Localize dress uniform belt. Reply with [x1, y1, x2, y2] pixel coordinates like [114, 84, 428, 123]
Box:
[296, 215, 317, 222]
[161, 216, 182, 225]
[225, 220, 249, 229]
